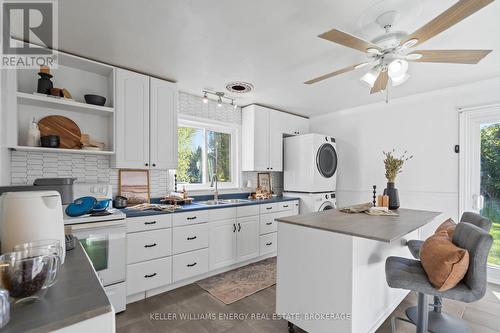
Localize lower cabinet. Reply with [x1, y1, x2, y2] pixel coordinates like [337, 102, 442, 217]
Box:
[209, 219, 237, 270]
[126, 256, 172, 295]
[260, 232, 277, 256]
[173, 248, 209, 282]
[236, 216, 260, 262]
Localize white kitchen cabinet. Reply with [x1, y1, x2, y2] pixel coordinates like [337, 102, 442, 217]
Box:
[242, 104, 309, 172]
[114, 69, 150, 169]
[113, 69, 178, 169]
[292, 200, 300, 215]
[150, 77, 178, 170]
[280, 112, 309, 136]
[209, 219, 237, 270]
[236, 216, 260, 262]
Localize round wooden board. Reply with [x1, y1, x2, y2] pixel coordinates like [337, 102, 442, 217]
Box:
[38, 115, 82, 149]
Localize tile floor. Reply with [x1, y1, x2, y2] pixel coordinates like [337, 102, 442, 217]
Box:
[117, 283, 500, 333]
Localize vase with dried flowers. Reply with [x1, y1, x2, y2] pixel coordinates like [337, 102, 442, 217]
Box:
[383, 149, 413, 210]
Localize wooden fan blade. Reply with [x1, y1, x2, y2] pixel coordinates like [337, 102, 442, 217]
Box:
[304, 63, 366, 85]
[408, 50, 492, 64]
[370, 71, 389, 94]
[318, 29, 381, 53]
[403, 0, 494, 48]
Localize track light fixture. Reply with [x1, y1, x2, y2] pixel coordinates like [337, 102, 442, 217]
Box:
[201, 90, 238, 109]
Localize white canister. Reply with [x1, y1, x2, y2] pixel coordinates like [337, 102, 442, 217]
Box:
[0, 191, 66, 263]
[27, 117, 40, 147]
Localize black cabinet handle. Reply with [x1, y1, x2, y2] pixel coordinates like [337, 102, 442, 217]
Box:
[266, 222, 272, 225]
[266, 242, 273, 246]
[144, 273, 157, 278]
[283, 205, 289, 208]
[266, 207, 273, 210]
[187, 216, 197, 220]
[233, 224, 236, 232]
[187, 262, 197, 267]
[152, 163, 156, 167]
[145, 163, 149, 167]
[144, 221, 156, 225]
[238, 223, 241, 232]
[144, 243, 157, 248]
[187, 236, 197, 240]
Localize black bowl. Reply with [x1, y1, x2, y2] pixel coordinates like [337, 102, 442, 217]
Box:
[40, 135, 60, 148]
[84, 94, 106, 106]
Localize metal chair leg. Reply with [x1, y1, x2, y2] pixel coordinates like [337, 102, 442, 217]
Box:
[417, 293, 429, 333]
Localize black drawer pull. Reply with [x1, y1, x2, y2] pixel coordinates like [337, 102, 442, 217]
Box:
[265, 222, 272, 225]
[144, 243, 157, 248]
[144, 273, 157, 278]
[266, 242, 273, 246]
[187, 262, 197, 267]
[266, 207, 273, 210]
[187, 216, 197, 220]
[187, 236, 197, 240]
[144, 221, 156, 225]
[283, 205, 289, 208]
[238, 223, 241, 232]
[233, 224, 236, 232]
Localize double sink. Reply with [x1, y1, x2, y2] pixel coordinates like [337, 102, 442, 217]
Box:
[196, 199, 250, 206]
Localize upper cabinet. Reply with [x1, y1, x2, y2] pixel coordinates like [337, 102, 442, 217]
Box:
[242, 105, 309, 172]
[114, 69, 150, 169]
[113, 69, 178, 170]
[150, 78, 178, 170]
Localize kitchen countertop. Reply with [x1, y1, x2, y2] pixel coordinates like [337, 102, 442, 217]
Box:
[276, 208, 441, 242]
[2, 242, 112, 333]
[122, 195, 299, 218]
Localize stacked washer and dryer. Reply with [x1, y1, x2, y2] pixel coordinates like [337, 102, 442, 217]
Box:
[283, 133, 338, 214]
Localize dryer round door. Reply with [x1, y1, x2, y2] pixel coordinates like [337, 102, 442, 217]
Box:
[318, 201, 335, 211]
[316, 143, 338, 178]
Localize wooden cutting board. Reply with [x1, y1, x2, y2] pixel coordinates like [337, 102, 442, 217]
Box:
[38, 115, 82, 149]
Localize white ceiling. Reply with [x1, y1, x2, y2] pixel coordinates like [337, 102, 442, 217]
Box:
[58, 0, 500, 117]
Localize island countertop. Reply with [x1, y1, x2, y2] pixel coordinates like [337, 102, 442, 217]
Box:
[2, 242, 113, 333]
[276, 208, 441, 242]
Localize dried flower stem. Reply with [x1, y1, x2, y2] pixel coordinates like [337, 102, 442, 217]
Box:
[383, 149, 413, 183]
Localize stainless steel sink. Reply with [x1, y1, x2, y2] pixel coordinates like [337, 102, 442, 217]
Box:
[197, 200, 230, 206]
[222, 199, 250, 204]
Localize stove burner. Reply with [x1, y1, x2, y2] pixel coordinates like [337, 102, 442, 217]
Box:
[90, 211, 113, 217]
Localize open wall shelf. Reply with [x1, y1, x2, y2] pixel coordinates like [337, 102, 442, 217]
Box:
[9, 146, 115, 155]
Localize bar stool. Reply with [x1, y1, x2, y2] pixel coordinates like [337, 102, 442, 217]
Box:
[405, 212, 492, 332]
[386, 222, 493, 333]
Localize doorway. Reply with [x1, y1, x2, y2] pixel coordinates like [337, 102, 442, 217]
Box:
[460, 104, 500, 283]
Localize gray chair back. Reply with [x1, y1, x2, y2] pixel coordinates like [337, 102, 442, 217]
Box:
[452, 222, 493, 301]
[460, 212, 492, 232]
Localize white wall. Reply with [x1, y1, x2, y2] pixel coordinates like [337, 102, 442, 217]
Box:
[310, 77, 500, 238]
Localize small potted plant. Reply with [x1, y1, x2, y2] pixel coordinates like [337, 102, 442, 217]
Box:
[383, 149, 413, 210]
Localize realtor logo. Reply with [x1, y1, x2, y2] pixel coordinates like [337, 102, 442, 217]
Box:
[1, 0, 58, 68]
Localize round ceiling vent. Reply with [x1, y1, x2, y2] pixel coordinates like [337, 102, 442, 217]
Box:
[225, 81, 254, 94]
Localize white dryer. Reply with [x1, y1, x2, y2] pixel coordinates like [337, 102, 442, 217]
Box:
[284, 192, 336, 214]
[284, 133, 338, 193]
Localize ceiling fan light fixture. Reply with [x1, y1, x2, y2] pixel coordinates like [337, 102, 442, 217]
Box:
[366, 48, 382, 55]
[360, 68, 380, 88]
[391, 73, 410, 86]
[406, 53, 423, 60]
[401, 38, 419, 49]
[388, 59, 408, 80]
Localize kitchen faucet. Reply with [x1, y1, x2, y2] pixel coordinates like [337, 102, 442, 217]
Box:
[209, 145, 219, 201]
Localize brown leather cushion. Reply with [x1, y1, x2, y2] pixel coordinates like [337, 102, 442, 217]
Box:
[435, 218, 457, 239]
[420, 230, 470, 291]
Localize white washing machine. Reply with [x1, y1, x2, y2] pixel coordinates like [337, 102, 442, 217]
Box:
[284, 133, 338, 193]
[284, 192, 336, 214]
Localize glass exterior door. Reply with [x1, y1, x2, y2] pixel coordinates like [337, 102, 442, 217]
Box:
[480, 122, 500, 266]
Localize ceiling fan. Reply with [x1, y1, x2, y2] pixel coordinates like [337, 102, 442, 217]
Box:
[305, 0, 494, 95]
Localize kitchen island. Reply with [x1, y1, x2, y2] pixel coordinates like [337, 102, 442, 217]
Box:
[275, 208, 441, 333]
